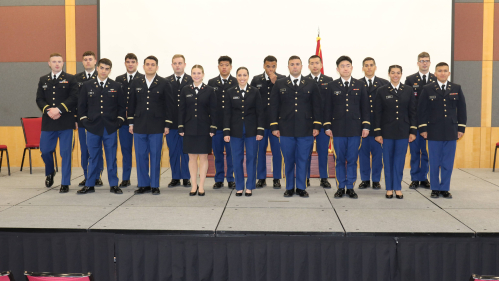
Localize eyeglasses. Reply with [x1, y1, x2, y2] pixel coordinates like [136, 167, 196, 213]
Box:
[418, 60, 430, 64]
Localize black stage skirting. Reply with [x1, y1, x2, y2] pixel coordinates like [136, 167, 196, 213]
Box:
[0, 232, 499, 281]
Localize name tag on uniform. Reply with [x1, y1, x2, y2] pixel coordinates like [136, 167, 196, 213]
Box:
[413, 85, 419, 88]
[334, 91, 341, 95]
[186, 94, 193, 97]
[42, 85, 48, 89]
[429, 95, 436, 99]
[136, 88, 142, 91]
[450, 93, 458, 95]
[213, 87, 218, 91]
[256, 84, 262, 88]
[233, 96, 240, 99]
[280, 88, 286, 92]
[386, 95, 393, 99]
[87, 91, 94, 95]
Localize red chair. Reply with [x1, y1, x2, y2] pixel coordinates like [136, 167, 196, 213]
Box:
[20, 117, 57, 174]
[494, 142, 499, 172]
[0, 270, 13, 281]
[24, 272, 92, 281]
[0, 145, 10, 176]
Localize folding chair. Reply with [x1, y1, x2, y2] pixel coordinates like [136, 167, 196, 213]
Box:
[24, 272, 92, 281]
[0, 270, 14, 280]
[20, 117, 58, 174]
[0, 145, 10, 176]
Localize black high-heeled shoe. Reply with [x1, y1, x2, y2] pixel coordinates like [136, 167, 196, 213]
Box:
[395, 191, 403, 199]
[198, 186, 205, 196]
[386, 191, 393, 199]
[236, 191, 243, 197]
[189, 185, 198, 196]
[245, 190, 252, 197]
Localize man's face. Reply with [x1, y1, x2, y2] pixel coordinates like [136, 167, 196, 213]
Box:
[288, 59, 302, 77]
[308, 58, 322, 75]
[125, 58, 138, 73]
[83, 55, 96, 71]
[97, 63, 111, 80]
[264, 61, 277, 76]
[218, 61, 232, 76]
[417, 57, 431, 72]
[362, 60, 377, 77]
[435, 65, 450, 83]
[48, 56, 64, 73]
[143, 59, 158, 76]
[336, 60, 353, 78]
[172, 58, 186, 74]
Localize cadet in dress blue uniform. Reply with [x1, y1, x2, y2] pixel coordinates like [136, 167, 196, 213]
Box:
[75, 51, 103, 188]
[165, 54, 192, 188]
[115, 53, 144, 188]
[418, 62, 467, 199]
[36, 53, 78, 193]
[179, 65, 217, 196]
[270, 56, 322, 197]
[77, 58, 126, 195]
[358, 57, 389, 190]
[251, 56, 285, 188]
[373, 65, 417, 199]
[404, 52, 435, 189]
[324, 56, 370, 199]
[128, 56, 173, 195]
[305, 55, 333, 188]
[208, 56, 236, 189]
[224, 67, 264, 196]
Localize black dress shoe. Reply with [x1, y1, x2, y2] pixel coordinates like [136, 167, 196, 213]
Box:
[190, 185, 198, 196]
[77, 186, 95, 194]
[198, 189, 205, 196]
[430, 190, 440, 198]
[440, 191, 452, 198]
[409, 181, 419, 189]
[59, 185, 69, 193]
[235, 191, 243, 197]
[306, 178, 310, 187]
[228, 182, 236, 189]
[245, 190, 252, 197]
[110, 186, 123, 194]
[183, 179, 191, 187]
[358, 180, 370, 189]
[296, 189, 309, 197]
[213, 182, 224, 189]
[151, 188, 160, 195]
[119, 180, 131, 187]
[256, 179, 266, 188]
[320, 178, 331, 188]
[45, 171, 56, 187]
[386, 191, 393, 199]
[78, 179, 86, 186]
[420, 180, 431, 188]
[134, 186, 151, 194]
[334, 188, 345, 198]
[95, 178, 103, 186]
[283, 189, 295, 197]
[168, 179, 181, 187]
[372, 182, 381, 189]
[273, 179, 281, 189]
[395, 192, 403, 199]
[346, 189, 358, 199]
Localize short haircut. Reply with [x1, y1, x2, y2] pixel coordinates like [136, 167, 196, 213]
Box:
[336, 55, 352, 66]
[82, 51, 96, 59]
[236, 67, 249, 75]
[98, 58, 112, 68]
[362, 57, 375, 66]
[125, 53, 138, 62]
[288, 55, 301, 63]
[418, 52, 430, 60]
[388, 65, 402, 73]
[144, 55, 158, 65]
[49, 53, 63, 59]
[264, 55, 277, 64]
[435, 62, 449, 69]
[192, 64, 204, 74]
[218, 56, 232, 65]
[172, 54, 185, 62]
[308, 55, 322, 63]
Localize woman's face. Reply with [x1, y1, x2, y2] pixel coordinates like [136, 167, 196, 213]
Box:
[389, 68, 402, 84]
[191, 68, 204, 83]
[237, 69, 248, 86]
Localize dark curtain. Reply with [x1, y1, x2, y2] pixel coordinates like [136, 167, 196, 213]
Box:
[0, 232, 115, 281]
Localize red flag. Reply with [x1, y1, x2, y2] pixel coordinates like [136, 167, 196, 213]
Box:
[316, 36, 324, 74]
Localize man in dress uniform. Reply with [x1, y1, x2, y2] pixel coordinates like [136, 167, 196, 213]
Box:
[36, 53, 78, 192]
[324, 56, 370, 199]
[418, 62, 466, 199]
[208, 56, 236, 189]
[404, 52, 435, 189]
[165, 54, 192, 188]
[305, 55, 334, 188]
[75, 51, 103, 188]
[77, 58, 126, 195]
[128, 56, 173, 195]
[115, 53, 144, 188]
[358, 57, 389, 190]
[270, 55, 322, 197]
[250, 55, 285, 188]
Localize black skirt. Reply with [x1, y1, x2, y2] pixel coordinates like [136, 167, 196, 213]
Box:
[183, 135, 213, 154]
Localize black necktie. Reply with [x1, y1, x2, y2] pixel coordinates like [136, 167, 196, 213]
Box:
[88, 73, 91, 79]
[129, 75, 133, 82]
[314, 77, 318, 83]
[194, 87, 199, 94]
[53, 75, 57, 80]
[368, 79, 373, 91]
[222, 79, 228, 85]
[394, 87, 398, 94]
[241, 90, 245, 97]
[422, 75, 427, 85]
[100, 82, 104, 89]
[293, 79, 298, 89]
[344, 81, 349, 91]
[176, 76, 181, 86]
[441, 85, 445, 92]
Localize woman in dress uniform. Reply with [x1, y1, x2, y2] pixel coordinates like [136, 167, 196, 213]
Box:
[223, 67, 264, 196]
[178, 65, 217, 196]
[373, 65, 417, 199]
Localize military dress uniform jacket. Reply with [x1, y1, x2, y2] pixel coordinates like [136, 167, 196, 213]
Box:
[373, 84, 417, 139]
[359, 76, 389, 137]
[250, 72, 286, 130]
[404, 72, 436, 100]
[75, 71, 98, 128]
[78, 78, 126, 136]
[36, 72, 78, 131]
[223, 85, 265, 138]
[323, 78, 370, 137]
[178, 84, 217, 136]
[166, 74, 193, 129]
[115, 72, 145, 126]
[269, 76, 322, 137]
[127, 75, 173, 135]
[306, 73, 334, 124]
[418, 82, 467, 141]
[208, 75, 237, 131]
